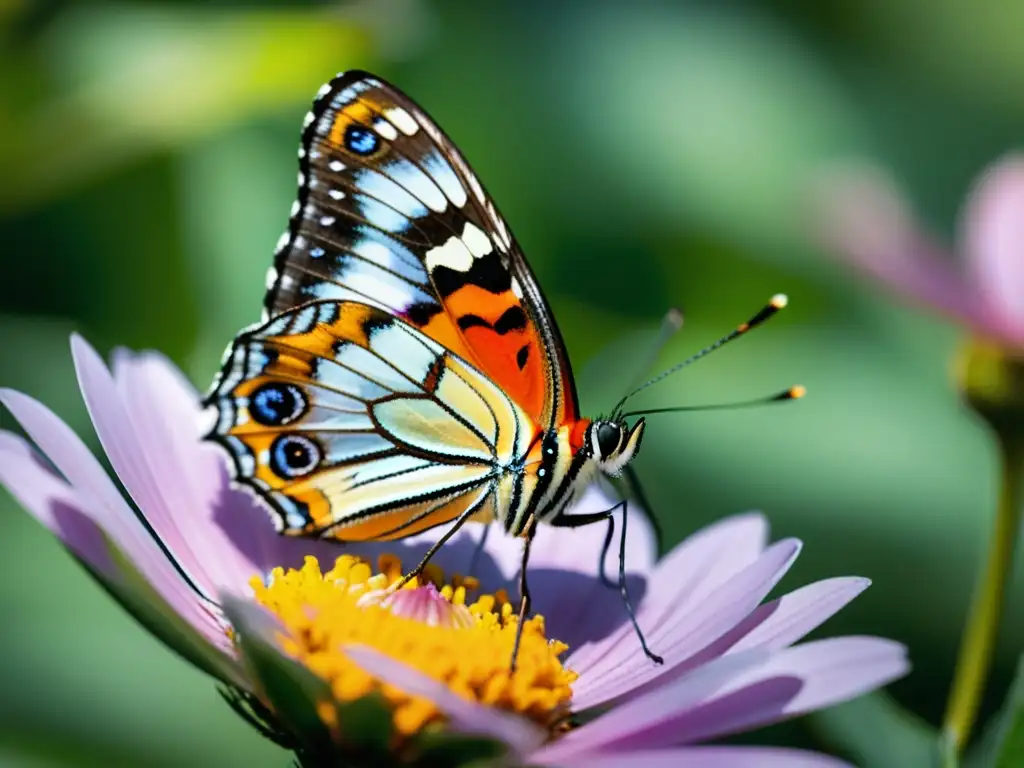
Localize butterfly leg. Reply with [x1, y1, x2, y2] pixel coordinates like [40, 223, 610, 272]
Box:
[550, 501, 664, 665]
[466, 521, 492, 577]
[509, 520, 536, 672]
[391, 503, 484, 592]
[622, 465, 664, 555]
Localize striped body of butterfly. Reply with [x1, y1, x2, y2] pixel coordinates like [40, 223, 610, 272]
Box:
[204, 70, 654, 661]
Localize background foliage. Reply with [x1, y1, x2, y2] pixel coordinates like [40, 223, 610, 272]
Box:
[2, 0, 1023, 765]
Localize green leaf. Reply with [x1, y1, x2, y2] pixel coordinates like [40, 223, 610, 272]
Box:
[410, 729, 510, 768]
[965, 655, 1024, 768]
[332, 694, 394, 758]
[222, 597, 373, 762]
[809, 691, 940, 768]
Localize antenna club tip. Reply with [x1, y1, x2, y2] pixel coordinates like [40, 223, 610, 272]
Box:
[790, 384, 807, 399]
[665, 308, 684, 328]
[770, 293, 789, 309]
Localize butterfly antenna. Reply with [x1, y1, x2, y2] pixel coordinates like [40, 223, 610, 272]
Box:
[619, 308, 685, 398]
[612, 294, 789, 417]
[619, 385, 805, 419]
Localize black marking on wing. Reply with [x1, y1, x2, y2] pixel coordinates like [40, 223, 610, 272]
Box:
[406, 301, 443, 326]
[516, 345, 530, 370]
[456, 314, 490, 331]
[493, 306, 527, 334]
[432, 251, 512, 298]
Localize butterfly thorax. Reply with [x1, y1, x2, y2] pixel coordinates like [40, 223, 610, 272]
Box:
[498, 417, 646, 536]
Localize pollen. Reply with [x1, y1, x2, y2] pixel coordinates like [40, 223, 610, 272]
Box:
[248, 554, 577, 738]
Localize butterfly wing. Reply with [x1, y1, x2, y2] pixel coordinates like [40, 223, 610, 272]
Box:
[206, 300, 536, 540]
[264, 70, 579, 430]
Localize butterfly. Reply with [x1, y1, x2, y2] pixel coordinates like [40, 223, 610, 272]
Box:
[204, 70, 795, 664]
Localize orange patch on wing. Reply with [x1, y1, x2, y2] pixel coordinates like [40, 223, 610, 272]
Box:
[416, 312, 476, 361]
[327, 101, 380, 153]
[569, 419, 591, 453]
[277, 487, 333, 533]
[238, 433, 290, 490]
[440, 284, 547, 421]
[316, 489, 487, 542]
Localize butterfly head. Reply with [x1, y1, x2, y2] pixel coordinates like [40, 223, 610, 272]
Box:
[588, 418, 645, 477]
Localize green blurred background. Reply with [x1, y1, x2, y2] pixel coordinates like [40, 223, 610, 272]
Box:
[2, 0, 1023, 765]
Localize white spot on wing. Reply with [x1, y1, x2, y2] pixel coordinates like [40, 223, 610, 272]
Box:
[511, 278, 524, 299]
[302, 111, 315, 129]
[373, 118, 398, 141]
[290, 200, 301, 217]
[328, 160, 346, 173]
[386, 107, 419, 136]
[328, 189, 345, 201]
[275, 232, 290, 252]
[265, 266, 278, 289]
[425, 235, 474, 273]
[461, 223, 493, 258]
[320, 215, 336, 227]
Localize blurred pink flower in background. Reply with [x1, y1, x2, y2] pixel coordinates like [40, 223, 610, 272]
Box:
[816, 154, 1024, 348]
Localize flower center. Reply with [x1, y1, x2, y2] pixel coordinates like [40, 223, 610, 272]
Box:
[249, 554, 577, 737]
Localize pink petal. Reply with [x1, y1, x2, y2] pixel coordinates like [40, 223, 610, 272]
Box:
[961, 154, 1024, 341]
[648, 512, 770, 618]
[728, 577, 871, 653]
[813, 164, 983, 322]
[565, 513, 767, 681]
[0, 387, 223, 645]
[0, 430, 115, 575]
[71, 335, 226, 600]
[663, 636, 909, 746]
[552, 746, 852, 768]
[535, 650, 771, 764]
[724, 636, 910, 718]
[647, 576, 872, 690]
[344, 644, 546, 754]
[570, 539, 801, 710]
[106, 346, 259, 592]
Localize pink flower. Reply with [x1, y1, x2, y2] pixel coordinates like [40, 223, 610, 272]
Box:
[0, 335, 909, 766]
[816, 154, 1024, 347]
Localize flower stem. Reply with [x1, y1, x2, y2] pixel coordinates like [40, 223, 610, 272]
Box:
[942, 432, 1024, 753]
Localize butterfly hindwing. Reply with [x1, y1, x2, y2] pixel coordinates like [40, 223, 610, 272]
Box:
[206, 300, 536, 539]
[264, 71, 579, 429]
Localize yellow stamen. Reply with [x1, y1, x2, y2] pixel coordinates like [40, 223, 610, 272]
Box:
[247, 554, 577, 738]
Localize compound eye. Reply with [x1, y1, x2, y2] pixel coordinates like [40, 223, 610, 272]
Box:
[596, 422, 623, 458]
[269, 434, 321, 479]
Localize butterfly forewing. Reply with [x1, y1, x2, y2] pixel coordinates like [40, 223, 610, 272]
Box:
[264, 71, 579, 429]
